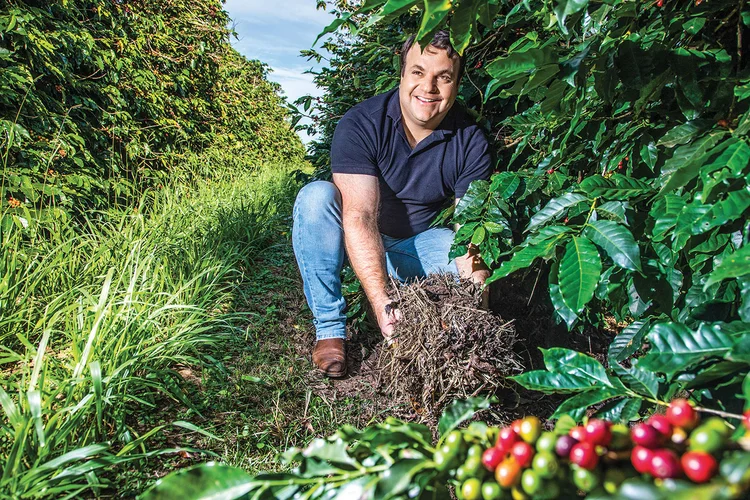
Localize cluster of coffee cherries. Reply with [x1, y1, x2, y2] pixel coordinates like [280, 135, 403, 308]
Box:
[433, 399, 750, 499]
[630, 398, 733, 483]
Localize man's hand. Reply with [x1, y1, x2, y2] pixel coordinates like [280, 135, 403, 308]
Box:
[455, 244, 490, 284]
[455, 244, 491, 309]
[375, 300, 402, 340]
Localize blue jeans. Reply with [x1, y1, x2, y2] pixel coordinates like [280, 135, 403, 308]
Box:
[292, 181, 458, 341]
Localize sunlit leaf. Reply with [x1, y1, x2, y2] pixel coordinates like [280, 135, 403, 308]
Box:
[559, 237, 602, 316]
[583, 219, 641, 271]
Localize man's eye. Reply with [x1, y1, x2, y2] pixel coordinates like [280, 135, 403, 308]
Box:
[412, 71, 422, 76]
[440, 76, 452, 83]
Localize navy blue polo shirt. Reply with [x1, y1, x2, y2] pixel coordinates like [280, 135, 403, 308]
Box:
[331, 88, 491, 238]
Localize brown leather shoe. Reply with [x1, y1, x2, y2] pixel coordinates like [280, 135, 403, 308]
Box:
[312, 338, 346, 378]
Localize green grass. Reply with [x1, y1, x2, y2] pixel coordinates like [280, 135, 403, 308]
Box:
[0, 150, 380, 498]
[0, 151, 306, 497]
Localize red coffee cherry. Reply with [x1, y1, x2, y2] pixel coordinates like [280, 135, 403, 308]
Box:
[681, 451, 718, 483]
[743, 410, 750, 430]
[482, 446, 505, 472]
[497, 427, 520, 452]
[667, 399, 699, 429]
[570, 442, 599, 470]
[650, 449, 682, 479]
[631, 423, 663, 448]
[584, 419, 612, 447]
[569, 426, 586, 442]
[631, 446, 654, 474]
[647, 414, 673, 440]
[511, 441, 535, 468]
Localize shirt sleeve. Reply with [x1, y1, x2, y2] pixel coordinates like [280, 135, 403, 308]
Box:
[455, 126, 492, 198]
[330, 109, 379, 176]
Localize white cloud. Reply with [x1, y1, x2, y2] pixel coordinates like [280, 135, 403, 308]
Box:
[224, 0, 333, 144]
[267, 67, 321, 103]
[224, 0, 333, 27]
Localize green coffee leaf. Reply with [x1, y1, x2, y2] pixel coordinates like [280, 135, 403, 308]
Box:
[583, 219, 641, 272]
[136, 463, 255, 500]
[559, 237, 602, 316]
[657, 121, 707, 148]
[595, 398, 642, 422]
[608, 319, 650, 362]
[527, 193, 588, 232]
[542, 348, 610, 387]
[510, 370, 590, 394]
[486, 47, 556, 86]
[551, 387, 621, 420]
[639, 322, 737, 378]
[704, 245, 750, 288]
[417, 0, 451, 41]
[449, 0, 479, 55]
[437, 397, 490, 437]
[549, 259, 580, 329]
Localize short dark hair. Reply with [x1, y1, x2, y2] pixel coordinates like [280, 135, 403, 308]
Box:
[400, 30, 464, 80]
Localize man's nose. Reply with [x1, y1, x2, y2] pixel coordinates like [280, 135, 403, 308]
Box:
[421, 78, 438, 92]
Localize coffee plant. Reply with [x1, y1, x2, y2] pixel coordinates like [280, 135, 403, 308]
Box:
[142, 397, 750, 499]
[303, 0, 750, 420]
[1, 0, 303, 221]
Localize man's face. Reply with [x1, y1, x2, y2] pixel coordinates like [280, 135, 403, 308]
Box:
[399, 43, 460, 135]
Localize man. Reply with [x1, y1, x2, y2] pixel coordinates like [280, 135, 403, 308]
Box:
[292, 30, 491, 378]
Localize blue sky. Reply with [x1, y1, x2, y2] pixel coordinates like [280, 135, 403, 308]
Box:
[223, 0, 333, 143]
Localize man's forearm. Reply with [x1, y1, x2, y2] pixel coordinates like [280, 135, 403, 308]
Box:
[342, 213, 391, 311]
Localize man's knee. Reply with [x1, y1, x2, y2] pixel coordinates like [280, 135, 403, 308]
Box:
[294, 181, 341, 213]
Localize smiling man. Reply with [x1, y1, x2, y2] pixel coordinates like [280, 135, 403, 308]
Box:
[292, 30, 491, 377]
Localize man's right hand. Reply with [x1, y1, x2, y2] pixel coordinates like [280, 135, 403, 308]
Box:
[376, 301, 402, 340]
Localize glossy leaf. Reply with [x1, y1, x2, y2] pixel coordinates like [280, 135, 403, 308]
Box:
[579, 175, 651, 199]
[489, 172, 521, 200]
[657, 121, 707, 148]
[551, 387, 621, 420]
[549, 258, 580, 329]
[608, 319, 650, 363]
[583, 219, 641, 271]
[659, 132, 725, 194]
[486, 227, 571, 284]
[366, 0, 421, 26]
[639, 322, 737, 378]
[526, 193, 588, 232]
[595, 398, 642, 422]
[554, 0, 590, 33]
[542, 348, 611, 387]
[704, 244, 750, 288]
[558, 237, 602, 316]
[417, 0, 451, 41]
[509, 370, 590, 394]
[688, 189, 750, 236]
[596, 200, 629, 225]
[486, 48, 556, 86]
[140, 462, 254, 500]
[437, 397, 490, 437]
[613, 361, 660, 399]
[449, 0, 479, 55]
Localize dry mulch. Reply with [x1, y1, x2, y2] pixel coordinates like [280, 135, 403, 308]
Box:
[304, 274, 527, 429]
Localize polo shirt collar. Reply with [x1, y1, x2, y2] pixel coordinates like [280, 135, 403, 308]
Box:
[388, 89, 457, 145]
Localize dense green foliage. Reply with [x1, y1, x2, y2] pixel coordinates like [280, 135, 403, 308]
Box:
[1, 0, 304, 218]
[305, 0, 750, 421]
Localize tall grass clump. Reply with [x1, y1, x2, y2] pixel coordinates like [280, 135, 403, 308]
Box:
[0, 151, 305, 498]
